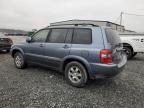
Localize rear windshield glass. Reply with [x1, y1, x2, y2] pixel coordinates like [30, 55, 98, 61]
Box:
[105, 28, 121, 44]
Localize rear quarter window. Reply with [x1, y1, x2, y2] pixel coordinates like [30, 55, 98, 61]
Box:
[105, 28, 121, 44]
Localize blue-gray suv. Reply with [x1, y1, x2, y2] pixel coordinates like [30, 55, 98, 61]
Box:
[11, 24, 127, 87]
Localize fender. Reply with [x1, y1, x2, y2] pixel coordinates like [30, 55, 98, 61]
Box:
[11, 46, 25, 57]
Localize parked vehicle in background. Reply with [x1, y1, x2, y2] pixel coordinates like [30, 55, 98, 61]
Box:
[10, 24, 127, 87]
[120, 33, 144, 59]
[0, 33, 13, 52]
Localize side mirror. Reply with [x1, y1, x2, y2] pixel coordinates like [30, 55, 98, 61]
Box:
[26, 37, 32, 43]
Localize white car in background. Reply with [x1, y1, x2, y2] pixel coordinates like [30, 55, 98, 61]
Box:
[120, 33, 144, 59]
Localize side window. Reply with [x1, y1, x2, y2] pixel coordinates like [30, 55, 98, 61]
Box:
[48, 29, 68, 43]
[72, 28, 92, 44]
[32, 29, 49, 42]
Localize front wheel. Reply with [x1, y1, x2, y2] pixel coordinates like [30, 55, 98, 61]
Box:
[14, 52, 27, 69]
[65, 61, 88, 87]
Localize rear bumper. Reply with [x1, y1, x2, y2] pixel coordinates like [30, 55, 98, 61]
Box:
[89, 54, 127, 79]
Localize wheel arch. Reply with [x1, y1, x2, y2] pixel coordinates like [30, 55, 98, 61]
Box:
[122, 43, 134, 53]
[11, 48, 24, 58]
[61, 56, 92, 78]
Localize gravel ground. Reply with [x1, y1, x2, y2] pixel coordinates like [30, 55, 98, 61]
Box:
[0, 52, 144, 108]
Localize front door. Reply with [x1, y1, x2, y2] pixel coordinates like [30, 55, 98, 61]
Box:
[25, 29, 49, 64]
[44, 28, 73, 68]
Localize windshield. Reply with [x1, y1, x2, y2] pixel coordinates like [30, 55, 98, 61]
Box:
[105, 28, 121, 45]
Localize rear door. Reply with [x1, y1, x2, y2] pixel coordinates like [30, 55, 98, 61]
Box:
[105, 28, 125, 64]
[70, 28, 93, 62]
[44, 28, 73, 68]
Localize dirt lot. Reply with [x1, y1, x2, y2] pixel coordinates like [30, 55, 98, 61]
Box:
[0, 53, 144, 108]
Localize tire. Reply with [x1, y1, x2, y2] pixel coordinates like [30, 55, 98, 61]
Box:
[14, 52, 27, 69]
[132, 52, 137, 57]
[64, 61, 88, 87]
[123, 47, 133, 59]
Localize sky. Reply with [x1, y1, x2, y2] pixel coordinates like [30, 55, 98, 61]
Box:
[0, 0, 144, 32]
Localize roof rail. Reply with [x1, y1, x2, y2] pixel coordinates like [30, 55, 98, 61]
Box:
[50, 23, 99, 27]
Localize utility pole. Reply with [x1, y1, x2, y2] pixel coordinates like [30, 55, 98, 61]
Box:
[120, 12, 123, 25]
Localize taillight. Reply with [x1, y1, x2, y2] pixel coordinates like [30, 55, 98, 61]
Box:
[100, 49, 112, 64]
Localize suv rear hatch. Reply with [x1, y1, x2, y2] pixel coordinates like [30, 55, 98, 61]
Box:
[105, 28, 126, 64]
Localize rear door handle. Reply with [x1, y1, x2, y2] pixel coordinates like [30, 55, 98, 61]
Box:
[63, 45, 69, 49]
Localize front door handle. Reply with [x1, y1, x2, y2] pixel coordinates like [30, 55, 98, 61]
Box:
[63, 45, 69, 49]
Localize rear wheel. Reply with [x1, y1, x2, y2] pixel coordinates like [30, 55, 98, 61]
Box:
[123, 47, 133, 59]
[14, 52, 27, 69]
[65, 61, 88, 87]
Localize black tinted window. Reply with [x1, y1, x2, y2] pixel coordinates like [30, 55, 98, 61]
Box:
[105, 29, 121, 44]
[32, 29, 49, 42]
[48, 29, 68, 43]
[72, 28, 92, 44]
